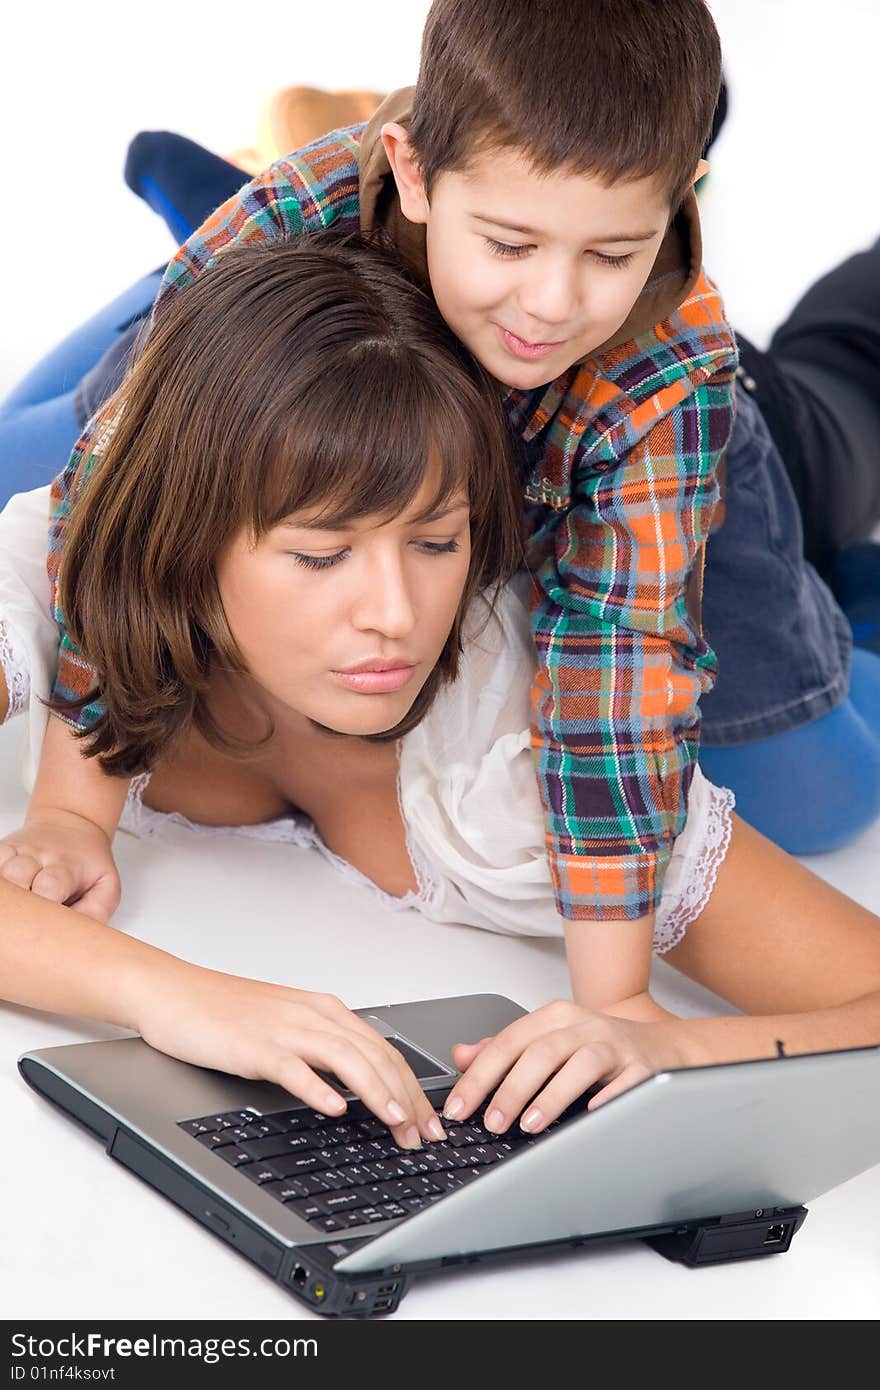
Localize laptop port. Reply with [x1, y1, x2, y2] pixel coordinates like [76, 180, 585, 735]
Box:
[374, 1297, 394, 1312]
[291, 1265, 309, 1288]
[764, 1223, 786, 1245]
[378, 1283, 399, 1295]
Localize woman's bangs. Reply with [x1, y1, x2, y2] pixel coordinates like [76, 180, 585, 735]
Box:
[255, 354, 476, 533]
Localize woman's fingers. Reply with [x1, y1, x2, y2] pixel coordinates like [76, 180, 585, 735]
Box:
[479, 1034, 614, 1133]
[305, 994, 444, 1144]
[267, 1049, 350, 1118]
[500, 1042, 622, 1133]
[30, 865, 77, 905]
[0, 849, 44, 891]
[443, 1005, 581, 1121]
[583, 1060, 652, 1111]
[285, 1026, 433, 1149]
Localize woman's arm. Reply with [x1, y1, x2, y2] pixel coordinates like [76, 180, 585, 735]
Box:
[0, 714, 128, 920]
[0, 877, 445, 1147]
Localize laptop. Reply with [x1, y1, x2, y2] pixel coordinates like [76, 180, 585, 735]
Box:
[19, 992, 880, 1318]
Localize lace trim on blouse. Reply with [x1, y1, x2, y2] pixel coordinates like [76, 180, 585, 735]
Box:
[121, 764, 442, 916]
[653, 780, 735, 955]
[0, 616, 30, 722]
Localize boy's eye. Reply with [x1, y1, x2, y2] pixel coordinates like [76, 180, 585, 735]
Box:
[593, 251, 635, 268]
[486, 237, 634, 270]
[486, 238, 530, 259]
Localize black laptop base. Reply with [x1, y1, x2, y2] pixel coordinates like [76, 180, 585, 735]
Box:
[112, 1126, 811, 1316]
[22, 1053, 809, 1318]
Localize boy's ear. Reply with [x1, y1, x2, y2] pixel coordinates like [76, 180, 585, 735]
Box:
[693, 157, 710, 184]
[381, 122, 431, 224]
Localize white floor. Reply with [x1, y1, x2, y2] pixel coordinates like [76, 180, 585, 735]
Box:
[1, 0, 879, 1322]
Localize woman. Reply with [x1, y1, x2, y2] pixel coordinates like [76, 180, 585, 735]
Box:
[1, 234, 878, 1150]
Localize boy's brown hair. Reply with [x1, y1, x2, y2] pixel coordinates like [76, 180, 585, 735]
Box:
[409, 0, 722, 214]
[51, 234, 523, 777]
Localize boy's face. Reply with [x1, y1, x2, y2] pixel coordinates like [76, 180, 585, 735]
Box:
[390, 136, 672, 390]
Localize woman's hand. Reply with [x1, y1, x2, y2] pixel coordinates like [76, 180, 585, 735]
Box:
[0, 810, 122, 921]
[130, 960, 446, 1150]
[443, 999, 692, 1134]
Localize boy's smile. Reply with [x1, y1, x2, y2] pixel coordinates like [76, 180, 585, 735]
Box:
[384, 130, 673, 390]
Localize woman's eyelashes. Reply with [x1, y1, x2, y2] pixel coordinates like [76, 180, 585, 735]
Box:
[286, 538, 462, 571]
[485, 238, 635, 268]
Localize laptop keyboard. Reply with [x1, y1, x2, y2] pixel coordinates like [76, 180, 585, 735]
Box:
[178, 1093, 566, 1235]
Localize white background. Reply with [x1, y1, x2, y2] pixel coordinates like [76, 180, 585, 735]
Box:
[1, 0, 879, 1322]
[2, 0, 880, 395]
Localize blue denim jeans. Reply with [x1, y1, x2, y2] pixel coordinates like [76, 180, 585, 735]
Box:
[700, 384, 853, 744]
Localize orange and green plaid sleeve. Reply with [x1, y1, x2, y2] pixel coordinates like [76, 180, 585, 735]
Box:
[518, 277, 738, 921]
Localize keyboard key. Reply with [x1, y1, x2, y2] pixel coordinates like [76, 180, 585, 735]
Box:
[239, 1134, 319, 1161]
[180, 1119, 216, 1138]
[263, 1154, 327, 1179]
[289, 1199, 323, 1222]
[380, 1202, 409, 1219]
[316, 1215, 346, 1233]
[356, 1119, 390, 1140]
[336, 1165, 374, 1187]
[382, 1179, 417, 1202]
[319, 1191, 365, 1215]
[214, 1147, 252, 1167]
[267, 1110, 320, 1132]
[444, 1127, 475, 1148]
[195, 1131, 235, 1151]
[322, 1124, 361, 1144]
[229, 1125, 266, 1144]
[358, 1207, 389, 1224]
[312, 1169, 347, 1191]
[336, 1208, 373, 1229]
[365, 1159, 411, 1182]
[259, 1179, 315, 1202]
[239, 1164, 279, 1185]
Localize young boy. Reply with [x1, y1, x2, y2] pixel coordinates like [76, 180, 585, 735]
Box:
[16, 0, 737, 1019]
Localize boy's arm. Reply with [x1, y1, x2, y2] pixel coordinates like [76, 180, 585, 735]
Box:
[529, 321, 737, 933]
[564, 915, 659, 1014]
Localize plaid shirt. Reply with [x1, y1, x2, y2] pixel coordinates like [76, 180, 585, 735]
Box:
[48, 122, 737, 921]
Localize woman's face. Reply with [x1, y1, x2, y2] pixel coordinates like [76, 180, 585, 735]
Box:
[216, 465, 471, 738]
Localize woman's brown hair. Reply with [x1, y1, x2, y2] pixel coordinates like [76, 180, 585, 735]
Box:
[51, 233, 524, 776]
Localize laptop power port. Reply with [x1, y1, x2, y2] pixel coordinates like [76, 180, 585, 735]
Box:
[764, 1223, 786, 1244]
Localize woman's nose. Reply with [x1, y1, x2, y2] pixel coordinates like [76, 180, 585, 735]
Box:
[351, 555, 417, 637]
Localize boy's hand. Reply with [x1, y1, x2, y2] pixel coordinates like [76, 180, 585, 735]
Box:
[131, 963, 447, 1151]
[443, 999, 691, 1134]
[0, 810, 122, 922]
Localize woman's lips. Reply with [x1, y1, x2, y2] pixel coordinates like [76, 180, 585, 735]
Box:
[497, 325, 565, 360]
[332, 665, 417, 694]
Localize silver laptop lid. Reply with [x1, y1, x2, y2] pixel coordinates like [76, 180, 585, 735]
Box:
[337, 1044, 880, 1273]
